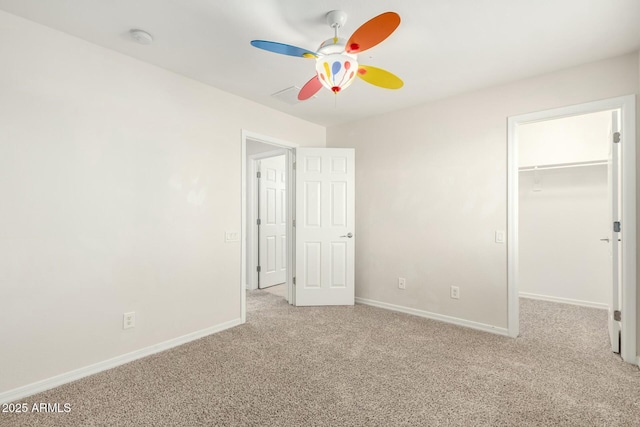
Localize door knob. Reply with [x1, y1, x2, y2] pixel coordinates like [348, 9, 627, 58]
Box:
[340, 232, 353, 238]
[600, 238, 610, 242]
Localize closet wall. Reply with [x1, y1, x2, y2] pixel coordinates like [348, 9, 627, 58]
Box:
[519, 111, 612, 307]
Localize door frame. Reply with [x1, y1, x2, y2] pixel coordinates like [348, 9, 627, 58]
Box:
[241, 130, 297, 323]
[507, 95, 637, 364]
[246, 149, 287, 291]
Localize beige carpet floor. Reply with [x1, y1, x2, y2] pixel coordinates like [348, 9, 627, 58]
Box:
[2, 293, 639, 426]
[259, 283, 286, 298]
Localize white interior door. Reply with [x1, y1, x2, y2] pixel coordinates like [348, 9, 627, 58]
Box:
[607, 110, 621, 353]
[295, 148, 355, 306]
[258, 155, 287, 288]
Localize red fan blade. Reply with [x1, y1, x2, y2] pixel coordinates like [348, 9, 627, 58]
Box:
[346, 12, 400, 54]
[298, 75, 323, 100]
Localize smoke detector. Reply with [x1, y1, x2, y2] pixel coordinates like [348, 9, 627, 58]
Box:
[129, 29, 153, 45]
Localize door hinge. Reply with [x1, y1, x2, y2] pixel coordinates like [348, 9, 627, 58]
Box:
[257, 218, 261, 225]
[293, 276, 296, 285]
[292, 219, 296, 227]
[613, 221, 621, 232]
[614, 310, 621, 321]
[257, 265, 261, 272]
[613, 132, 621, 143]
[293, 161, 296, 170]
[257, 171, 261, 179]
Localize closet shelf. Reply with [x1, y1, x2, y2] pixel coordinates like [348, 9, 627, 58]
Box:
[519, 159, 608, 172]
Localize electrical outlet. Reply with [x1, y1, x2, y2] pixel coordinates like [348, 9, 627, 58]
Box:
[123, 312, 136, 330]
[398, 277, 406, 290]
[450, 286, 460, 299]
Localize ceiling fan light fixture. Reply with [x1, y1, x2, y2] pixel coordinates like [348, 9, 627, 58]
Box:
[316, 54, 358, 94]
[250, 10, 403, 101]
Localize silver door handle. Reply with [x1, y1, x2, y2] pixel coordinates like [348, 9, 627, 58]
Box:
[340, 232, 353, 238]
[600, 238, 610, 242]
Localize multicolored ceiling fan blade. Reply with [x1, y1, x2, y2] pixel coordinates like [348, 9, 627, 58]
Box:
[356, 65, 404, 89]
[345, 12, 400, 54]
[298, 75, 323, 100]
[250, 40, 318, 58]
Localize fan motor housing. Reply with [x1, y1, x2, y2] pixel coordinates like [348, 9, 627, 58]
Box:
[317, 37, 357, 59]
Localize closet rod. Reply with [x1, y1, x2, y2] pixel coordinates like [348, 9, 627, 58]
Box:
[519, 159, 608, 172]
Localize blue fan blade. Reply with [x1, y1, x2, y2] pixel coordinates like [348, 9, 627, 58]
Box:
[250, 40, 317, 58]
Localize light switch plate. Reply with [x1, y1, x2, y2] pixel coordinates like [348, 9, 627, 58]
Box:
[225, 231, 240, 242]
[495, 231, 505, 243]
[123, 312, 135, 330]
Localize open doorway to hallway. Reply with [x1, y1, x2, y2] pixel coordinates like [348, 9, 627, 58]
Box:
[245, 139, 289, 301]
[241, 131, 357, 320]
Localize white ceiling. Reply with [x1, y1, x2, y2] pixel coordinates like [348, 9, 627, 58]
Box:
[1, 0, 639, 127]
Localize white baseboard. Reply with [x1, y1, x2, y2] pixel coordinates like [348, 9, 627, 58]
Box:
[355, 297, 509, 336]
[0, 318, 243, 405]
[519, 292, 608, 310]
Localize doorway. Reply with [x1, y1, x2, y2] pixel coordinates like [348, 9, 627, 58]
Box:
[518, 110, 613, 310]
[241, 131, 297, 323]
[507, 95, 637, 364]
[247, 148, 287, 291]
[241, 132, 357, 322]
[517, 110, 616, 354]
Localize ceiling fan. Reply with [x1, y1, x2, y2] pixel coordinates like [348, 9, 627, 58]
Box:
[250, 10, 403, 101]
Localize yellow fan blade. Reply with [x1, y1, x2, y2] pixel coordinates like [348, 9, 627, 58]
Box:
[357, 65, 403, 89]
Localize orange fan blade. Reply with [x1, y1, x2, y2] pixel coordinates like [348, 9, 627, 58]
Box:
[357, 65, 403, 89]
[346, 12, 400, 54]
[298, 75, 323, 100]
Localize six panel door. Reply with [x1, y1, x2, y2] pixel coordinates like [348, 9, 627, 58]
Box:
[295, 148, 355, 306]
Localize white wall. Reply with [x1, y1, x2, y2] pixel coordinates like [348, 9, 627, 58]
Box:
[0, 11, 324, 394]
[327, 52, 639, 330]
[518, 111, 611, 167]
[519, 166, 609, 306]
